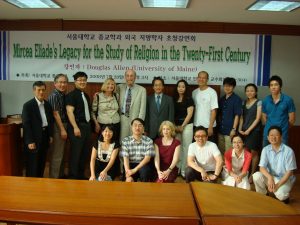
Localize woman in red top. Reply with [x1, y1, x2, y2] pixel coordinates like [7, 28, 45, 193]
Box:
[154, 121, 181, 183]
[222, 134, 252, 190]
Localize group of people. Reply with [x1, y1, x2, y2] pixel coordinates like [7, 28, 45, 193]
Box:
[21, 69, 297, 203]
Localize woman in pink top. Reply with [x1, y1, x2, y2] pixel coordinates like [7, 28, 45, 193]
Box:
[154, 121, 181, 183]
[222, 134, 252, 190]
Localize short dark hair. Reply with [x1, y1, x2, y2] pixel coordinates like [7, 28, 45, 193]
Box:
[268, 125, 282, 136]
[223, 77, 236, 87]
[131, 118, 145, 127]
[231, 134, 244, 143]
[98, 124, 115, 144]
[32, 81, 46, 89]
[54, 73, 68, 82]
[152, 76, 164, 86]
[194, 126, 208, 136]
[269, 75, 282, 88]
[73, 71, 88, 81]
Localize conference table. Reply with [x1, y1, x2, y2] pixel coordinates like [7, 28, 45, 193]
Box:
[0, 176, 199, 225]
[1, 176, 300, 225]
[191, 182, 299, 225]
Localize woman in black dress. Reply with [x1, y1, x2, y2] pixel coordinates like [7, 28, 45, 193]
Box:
[238, 83, 262, 183]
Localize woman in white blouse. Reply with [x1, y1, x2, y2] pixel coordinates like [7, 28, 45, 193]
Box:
[89, 124, 120, 181]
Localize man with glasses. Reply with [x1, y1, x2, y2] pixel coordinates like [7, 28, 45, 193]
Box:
[66, 71, 91, 179]
[145, 76, 174, 140]
[48, 73, 69, 178]
[185, 126, 223, 183]
[253, 126, 297, 204]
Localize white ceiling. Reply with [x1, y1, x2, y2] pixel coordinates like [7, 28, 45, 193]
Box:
[0, 0, 300, 26]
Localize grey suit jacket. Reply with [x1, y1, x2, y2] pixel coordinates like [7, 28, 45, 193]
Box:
[145, 93, 174, 139]
[117, 83, 147, 121]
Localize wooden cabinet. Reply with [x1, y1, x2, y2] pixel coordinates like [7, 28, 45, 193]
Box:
[0, 123, 23, 176]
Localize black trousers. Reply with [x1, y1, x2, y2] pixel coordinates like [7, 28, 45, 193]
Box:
[68, 122, 91, 179]
[25, 129, 49, 177]
[128, 162, 154, 182]
[185, 166, 218, 183]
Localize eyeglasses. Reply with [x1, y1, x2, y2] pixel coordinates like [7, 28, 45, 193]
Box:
[194, 135, 207, 139]
[232, 141, 243, 144]
[76, 79, 87, 83]
[133, 124, 144, 128]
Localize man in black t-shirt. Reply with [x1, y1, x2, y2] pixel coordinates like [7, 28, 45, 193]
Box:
[66, 71, 91, 179]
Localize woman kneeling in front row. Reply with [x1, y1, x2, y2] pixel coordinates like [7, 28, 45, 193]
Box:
[89, 124, 120, 181]
[222, 134, 252, 190]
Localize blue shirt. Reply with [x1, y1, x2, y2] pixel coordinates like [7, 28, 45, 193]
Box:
[259, 143, 297, 182]
[218, 92, 242, 135]
[262, 93, 295, 143]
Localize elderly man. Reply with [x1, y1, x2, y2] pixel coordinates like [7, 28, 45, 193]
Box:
[22, 81, 54, 177]
[121, 118, 155, 182]
[253, 126, 297, 203]
[48, 73, 68, 178]
[118, 69, 147, 142]
[185, 126, 223, 183]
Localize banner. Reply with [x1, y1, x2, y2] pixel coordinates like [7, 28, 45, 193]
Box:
[0, 31, 271, 85]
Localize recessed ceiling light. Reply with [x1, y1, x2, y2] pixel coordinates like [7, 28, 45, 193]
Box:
[5, 0, 62, 8]
[247, 0, 300, 12]
[139, 0, 190, 8]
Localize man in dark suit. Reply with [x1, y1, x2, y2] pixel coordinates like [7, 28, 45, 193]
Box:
[145, 76, 174, 140]
[22, 81, 54, 177]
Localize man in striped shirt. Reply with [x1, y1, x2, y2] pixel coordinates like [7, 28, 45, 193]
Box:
[48, 74, 68, 178]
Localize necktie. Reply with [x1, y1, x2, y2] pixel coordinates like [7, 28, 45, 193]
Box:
[125, 88, 131, 116]
[39, 102, 48, 127]
[156, 95, 160, 111]
[82, 92, 90, 122]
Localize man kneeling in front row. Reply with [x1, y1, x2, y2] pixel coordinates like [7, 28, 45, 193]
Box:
[253, 126, 297, 203]
[185, 126, 223, 183]
[121, 118, 155, 182]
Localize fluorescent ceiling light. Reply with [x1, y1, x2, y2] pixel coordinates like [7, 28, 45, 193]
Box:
[139, 0, 190, 8]
[5, 0, 62, 8]
[247, 0, 300, 12]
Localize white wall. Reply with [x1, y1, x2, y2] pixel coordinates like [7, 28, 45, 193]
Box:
[0, 81, 33, 117]
[1, 35, 300, 124]
[233, 35, 300, 125]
